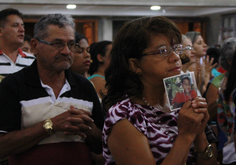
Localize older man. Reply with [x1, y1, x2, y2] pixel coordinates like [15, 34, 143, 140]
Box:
[0, 14, 104, 165]
[0, 8, 35, 77]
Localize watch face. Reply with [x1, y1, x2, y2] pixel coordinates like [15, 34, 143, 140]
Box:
[45, 122, 51, 128]
[43, 119, 54, 135]
[44, 121, 52, 129]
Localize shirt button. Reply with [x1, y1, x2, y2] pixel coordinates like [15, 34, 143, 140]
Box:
[158, 121, 161, 124]
[165, 131, 168, 135]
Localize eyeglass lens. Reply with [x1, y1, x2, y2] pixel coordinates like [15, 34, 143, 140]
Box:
[54, 42, 79, 51]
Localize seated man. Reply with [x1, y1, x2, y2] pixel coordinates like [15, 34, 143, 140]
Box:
[0, 13, 104, 165]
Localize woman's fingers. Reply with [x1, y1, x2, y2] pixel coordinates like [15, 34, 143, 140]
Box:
[191, 97, 207, 108]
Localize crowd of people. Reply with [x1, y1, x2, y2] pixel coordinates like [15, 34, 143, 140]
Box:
[0, 7, 235, 165]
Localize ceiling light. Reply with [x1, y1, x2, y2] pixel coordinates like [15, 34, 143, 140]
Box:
[66, 4, 76, 9]
[150, 6, 161, 11]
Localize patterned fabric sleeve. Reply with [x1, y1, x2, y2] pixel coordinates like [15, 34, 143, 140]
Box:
[103, 98, 147, 140]
[102, 98, 148, 165]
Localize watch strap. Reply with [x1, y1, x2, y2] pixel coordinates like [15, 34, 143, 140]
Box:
[196, 143, 213, 160]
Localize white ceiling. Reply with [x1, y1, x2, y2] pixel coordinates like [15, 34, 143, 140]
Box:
[0, 0, 236, 17]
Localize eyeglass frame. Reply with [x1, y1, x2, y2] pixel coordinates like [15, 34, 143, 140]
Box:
[182, 46, 193, 51]
[142, 44, 183, 57]
[36, 38, 80, 52]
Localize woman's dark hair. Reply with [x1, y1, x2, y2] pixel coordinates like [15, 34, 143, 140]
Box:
[207, 47, 220, 67]
[102, 16, 182, 112]
[24, 34, 32, 43]
[224, 49, 236, 102]
[75, 32, 87, 43]
[88, 40, 112, 75]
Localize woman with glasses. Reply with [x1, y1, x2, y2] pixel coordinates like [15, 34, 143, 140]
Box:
[180, 34, 204, 97]
[180, 34, 196, 73]
[70, 32, 91, 77]
[102, 16, 217, 165]
[185, 31, 217, 95]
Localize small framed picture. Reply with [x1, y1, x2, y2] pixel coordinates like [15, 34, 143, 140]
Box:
[163, 72, 197, 111]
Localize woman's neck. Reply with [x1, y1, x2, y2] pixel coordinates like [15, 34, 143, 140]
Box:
[142, 87, 166, 106]
[94, 68, 105, 76]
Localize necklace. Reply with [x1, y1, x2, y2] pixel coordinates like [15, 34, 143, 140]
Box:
[142, 97, 171, 113]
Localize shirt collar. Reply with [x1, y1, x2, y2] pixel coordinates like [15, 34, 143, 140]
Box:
[0, 48, 27, 57]
[18, 48, 27, 57]
[25, 60, 78, 87]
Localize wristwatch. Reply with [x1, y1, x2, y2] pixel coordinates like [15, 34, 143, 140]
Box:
[196, 144, 213, 160]
[43, 118, 54, 136]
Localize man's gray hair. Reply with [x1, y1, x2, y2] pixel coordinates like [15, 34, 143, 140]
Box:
[220, 37, 236, 70]
[34, 13, 75, 39]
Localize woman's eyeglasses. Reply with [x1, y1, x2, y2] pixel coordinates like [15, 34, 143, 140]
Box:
[142, 44, 183, 57]
[182, 46, 193, 51]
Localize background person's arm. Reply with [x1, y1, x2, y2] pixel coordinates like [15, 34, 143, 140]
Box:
[205, 83, 218, 121]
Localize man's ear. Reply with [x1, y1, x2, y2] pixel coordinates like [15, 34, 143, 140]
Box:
[128, 58, 142, 75]
[97, 54, 104, 62]
[30, 39, 39, 55]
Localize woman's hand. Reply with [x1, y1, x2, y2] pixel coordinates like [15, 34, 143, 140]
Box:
[201, 56, 218, 94]
[204, 55, 217, 79]
[191, 97, 210, 135]
[178, 101, 205, 142]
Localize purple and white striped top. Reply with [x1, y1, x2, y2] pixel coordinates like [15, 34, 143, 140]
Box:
[102, 97, 196, 165]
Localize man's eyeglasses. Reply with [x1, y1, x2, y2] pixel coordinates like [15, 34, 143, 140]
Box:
[142, 44, 183, 57]
[37, 39, 80, 52]
[182, 46, 193, 51]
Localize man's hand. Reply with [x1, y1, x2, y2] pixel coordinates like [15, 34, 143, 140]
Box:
[51, 105, 94, 138]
